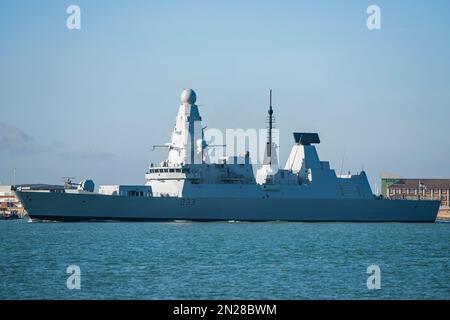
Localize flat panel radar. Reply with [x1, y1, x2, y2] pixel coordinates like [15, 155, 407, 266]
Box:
[293, 132, 320, 145]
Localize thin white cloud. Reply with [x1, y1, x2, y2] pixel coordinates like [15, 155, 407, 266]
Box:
[0, 122, 54, 155]
[0, 122, 117, 160]
[60, 150, 118, 160]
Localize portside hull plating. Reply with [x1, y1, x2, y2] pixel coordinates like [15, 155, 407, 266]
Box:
[16, 191, 439, 222]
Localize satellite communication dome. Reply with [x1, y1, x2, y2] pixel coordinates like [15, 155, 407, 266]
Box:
[78, 179, 95, 192]
[180, 88, 197, 104]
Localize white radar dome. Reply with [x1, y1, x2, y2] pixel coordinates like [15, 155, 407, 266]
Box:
[180, 88, 197, 104]
[78, 179, 95, 192]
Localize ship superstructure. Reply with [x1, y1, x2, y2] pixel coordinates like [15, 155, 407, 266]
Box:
[145, 89, 372, 199]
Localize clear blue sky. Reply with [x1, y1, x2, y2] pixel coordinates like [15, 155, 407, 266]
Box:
[1, 0, 449, 190]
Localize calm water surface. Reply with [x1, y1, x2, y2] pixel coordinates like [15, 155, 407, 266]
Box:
[0, 220, 449, 299]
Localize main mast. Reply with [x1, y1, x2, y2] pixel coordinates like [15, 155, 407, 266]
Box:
[268, 89, 273, 162]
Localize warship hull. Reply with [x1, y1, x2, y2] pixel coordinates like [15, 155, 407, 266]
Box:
[16, 191, 439, 222]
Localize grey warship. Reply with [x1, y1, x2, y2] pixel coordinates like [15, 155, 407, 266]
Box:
[15, 89, 439, 222]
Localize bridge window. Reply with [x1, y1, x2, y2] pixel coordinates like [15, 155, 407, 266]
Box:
[127, 190, 146, 197]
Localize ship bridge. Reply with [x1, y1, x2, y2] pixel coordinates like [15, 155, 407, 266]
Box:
[145, 89, 255, 197]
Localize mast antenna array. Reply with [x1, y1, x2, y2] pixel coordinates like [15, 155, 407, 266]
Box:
[268, 89, 274, 161]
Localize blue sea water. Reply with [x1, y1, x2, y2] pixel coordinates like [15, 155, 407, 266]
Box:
[0, 219, 449, 300]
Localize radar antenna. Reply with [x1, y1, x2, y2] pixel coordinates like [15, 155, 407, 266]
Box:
[268, 89, 273, 160]
[264, 89, 276, 166]
[151, 145, 169, 151]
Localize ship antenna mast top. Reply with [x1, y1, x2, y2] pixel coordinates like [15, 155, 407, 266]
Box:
[268, 89, 274, 161]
